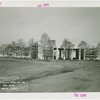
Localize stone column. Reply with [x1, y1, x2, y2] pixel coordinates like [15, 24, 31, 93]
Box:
[71, 49, 73, 60]
[68, 49, 70, 60]
[84, 49, 86, 60]
[53, 48, 56, 60]
[56, 48, 59, 60]
[62, 49, 65, 60]
[79, 49, 81, 60]
[59, 49, 61, 59]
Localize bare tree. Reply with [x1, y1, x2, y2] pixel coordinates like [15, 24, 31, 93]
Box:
[0, 44, 7, 56]
[28, 39, 34, 48]
[61, 38, 74, 59]
[28, 38, 34, 59]
[0, 42, 17, 57]
[78, 40, 89, 49]
[17, 39, 26, 58]
[11, 41, 18, 57]
[61, 38, 74, 49]
[40, 33, 50, 60]
[40, 33, 50, 48]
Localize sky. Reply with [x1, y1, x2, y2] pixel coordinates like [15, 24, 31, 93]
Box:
[0, 7, 100, 47]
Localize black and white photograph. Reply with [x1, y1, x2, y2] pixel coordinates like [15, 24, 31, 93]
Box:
[0, 7, 100, 93]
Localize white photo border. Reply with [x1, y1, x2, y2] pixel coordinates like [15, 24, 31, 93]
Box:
[0, 0, 100, 100]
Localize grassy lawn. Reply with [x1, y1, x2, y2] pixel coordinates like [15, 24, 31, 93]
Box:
[0, 57, 100, 92]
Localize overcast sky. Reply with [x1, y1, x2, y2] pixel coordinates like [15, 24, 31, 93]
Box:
[0, 7, 100, 47]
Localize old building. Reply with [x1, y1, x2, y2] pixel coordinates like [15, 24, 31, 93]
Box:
[53, 48, 98, 60]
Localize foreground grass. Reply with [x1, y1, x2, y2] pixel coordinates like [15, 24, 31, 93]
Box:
[0, 57, 100, 92]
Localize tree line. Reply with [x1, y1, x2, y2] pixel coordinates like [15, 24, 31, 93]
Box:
[0, 33, 100, 59]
